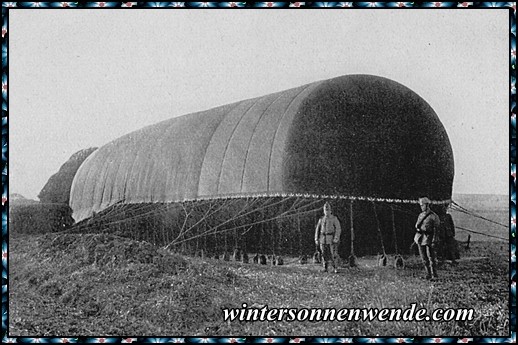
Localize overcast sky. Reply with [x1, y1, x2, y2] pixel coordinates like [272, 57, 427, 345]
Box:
[9, 9, 508, 200]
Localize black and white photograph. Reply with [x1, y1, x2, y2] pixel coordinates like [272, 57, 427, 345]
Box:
[6, 5, 511, 340]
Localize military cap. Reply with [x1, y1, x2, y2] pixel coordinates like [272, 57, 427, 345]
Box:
[418, 197, 431, 205]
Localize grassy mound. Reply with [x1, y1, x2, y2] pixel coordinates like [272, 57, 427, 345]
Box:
[9, 203, 74, 235]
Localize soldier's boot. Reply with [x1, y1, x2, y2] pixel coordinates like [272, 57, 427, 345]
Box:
[331, 259, 338, 273]
[322, 262, 328, 273]
[424, 266, 432, 280]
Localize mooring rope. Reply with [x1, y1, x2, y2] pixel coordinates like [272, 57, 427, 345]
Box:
[349, 200, 354, 256]
[454, 225, 508, 241]
[68, 192, 507, 254]
[172, 203, 323, 246]
[372, 202, 386, 256]
[391, 206, 399, 255]
[450, 201, 507, 228]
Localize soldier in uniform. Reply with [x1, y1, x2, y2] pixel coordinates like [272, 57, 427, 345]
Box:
[314, 202, 342, 273]
[440, 204, 459, 265]
[414, 197, 441, 279]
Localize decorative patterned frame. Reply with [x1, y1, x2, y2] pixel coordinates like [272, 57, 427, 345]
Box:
[1, 2, 515, 344]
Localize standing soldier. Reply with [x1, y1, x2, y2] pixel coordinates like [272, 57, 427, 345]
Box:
[314, 202, 342, 273]
[414, 197, 441, 280]
[441, 204, 459, 265]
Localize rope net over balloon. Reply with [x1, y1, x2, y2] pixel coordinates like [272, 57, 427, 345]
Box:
[67, 193, 453, 259]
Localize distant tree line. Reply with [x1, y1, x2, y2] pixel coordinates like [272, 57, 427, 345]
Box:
[10, 147, 97, 235]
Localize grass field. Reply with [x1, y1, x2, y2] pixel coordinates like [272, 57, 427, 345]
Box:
[450, 210, 508, 243]
[8, 195, 511, 337]
[450, 193, 508, 243]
